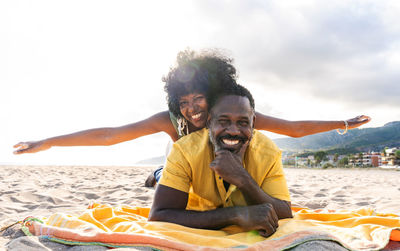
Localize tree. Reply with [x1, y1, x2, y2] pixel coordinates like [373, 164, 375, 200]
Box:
[322, 163, 334, 169]
[395, 150, 400, 159]
[314, 151, 328, 166]
[338, 156, 349, 167]
[333, 153, 339, 163]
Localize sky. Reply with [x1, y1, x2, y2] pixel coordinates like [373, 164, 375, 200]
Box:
[1, 0, 400, 166]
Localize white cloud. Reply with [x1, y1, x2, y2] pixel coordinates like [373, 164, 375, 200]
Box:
[1, 0, 399, 165]
[192, 0, 400, 108]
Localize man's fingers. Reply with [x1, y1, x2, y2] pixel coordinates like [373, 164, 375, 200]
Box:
[263, 204, 278, 229]
[270, 207, 279, 227]
[258, 229, 274, 238]
[214, 149, 230, 157]
[209, 159, 221, 173]
[269, 213, 279, 229]
[237, 140, 249, 159]
[213, 151, 228, 164]
[258, 222, 276, 238]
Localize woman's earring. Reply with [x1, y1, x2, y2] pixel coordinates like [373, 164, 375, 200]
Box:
[177, 116, 188, 136]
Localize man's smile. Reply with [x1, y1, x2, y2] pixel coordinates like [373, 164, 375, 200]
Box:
[217, 136, 247, 152]
[221, 138, 240, 146]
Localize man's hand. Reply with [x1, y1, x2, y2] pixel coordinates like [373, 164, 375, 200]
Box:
[236, 203, 279, 237]
[13, 141, 50, 154]
[209, 141, 250, 186]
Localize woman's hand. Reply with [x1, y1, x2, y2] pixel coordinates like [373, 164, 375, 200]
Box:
[13, 141, 50, 154]
[346, 115, 371, 129]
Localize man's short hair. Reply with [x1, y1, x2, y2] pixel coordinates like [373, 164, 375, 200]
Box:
[209, 84, 255, 111]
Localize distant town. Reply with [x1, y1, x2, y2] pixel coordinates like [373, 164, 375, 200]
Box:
[282, 147, 400, 169]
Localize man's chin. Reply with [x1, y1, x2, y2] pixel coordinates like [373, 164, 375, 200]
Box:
[217, 143, 242, 153]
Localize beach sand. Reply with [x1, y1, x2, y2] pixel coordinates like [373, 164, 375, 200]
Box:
[1, 165, 399, 249]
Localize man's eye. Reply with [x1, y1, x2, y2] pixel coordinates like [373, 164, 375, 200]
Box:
[219, 120, 229, 126]
[179, 101, 188, 107]
[239, 121, 249, 126]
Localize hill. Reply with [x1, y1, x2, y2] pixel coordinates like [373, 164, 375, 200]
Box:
[135, 156, 165, 165]
[273, 121, 400, 154]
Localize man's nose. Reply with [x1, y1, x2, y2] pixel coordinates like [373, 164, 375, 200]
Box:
[225, 123, 240, 135]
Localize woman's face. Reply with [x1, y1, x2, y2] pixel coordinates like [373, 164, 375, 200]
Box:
[179, 92, 208, 129]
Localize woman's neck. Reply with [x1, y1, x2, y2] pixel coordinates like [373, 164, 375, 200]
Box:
[187, 123, 203, 134]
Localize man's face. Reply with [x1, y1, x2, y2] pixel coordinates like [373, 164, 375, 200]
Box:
[208, 95, 255, 153]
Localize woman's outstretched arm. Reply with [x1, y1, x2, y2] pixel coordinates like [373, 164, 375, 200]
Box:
[13, 111, 177, 154]
[254, 113, 371, 138]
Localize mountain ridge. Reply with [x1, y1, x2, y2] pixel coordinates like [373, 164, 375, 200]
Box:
[273, 121, 400, 153]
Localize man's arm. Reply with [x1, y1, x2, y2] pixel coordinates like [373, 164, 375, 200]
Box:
[149, 184, 279, 237]
[210, 149, 292, 219]
[236, 172, 292, 219]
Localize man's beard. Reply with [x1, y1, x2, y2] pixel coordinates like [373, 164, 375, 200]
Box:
[209, 131, 248, 154]
[209, 129, 221, 152]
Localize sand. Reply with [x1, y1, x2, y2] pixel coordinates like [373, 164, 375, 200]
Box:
[1, 165, 399, 249]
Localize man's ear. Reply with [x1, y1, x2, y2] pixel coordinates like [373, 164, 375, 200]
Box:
[252, 113, 256, 129]
[206, 113, 211, 128]
[206, 112, 211, 128]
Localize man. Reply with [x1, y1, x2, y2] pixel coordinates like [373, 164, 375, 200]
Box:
[149, 84, 292, 237]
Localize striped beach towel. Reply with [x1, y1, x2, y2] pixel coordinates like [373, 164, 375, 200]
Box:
[23, 203, 400, 250]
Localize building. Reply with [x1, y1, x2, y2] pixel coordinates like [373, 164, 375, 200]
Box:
[382, 147, 400, 166]
[349, 152, 382, 167]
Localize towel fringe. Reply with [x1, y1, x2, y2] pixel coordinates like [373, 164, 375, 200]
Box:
[0, 221, 22, 233]
[21, 216, 44, 236]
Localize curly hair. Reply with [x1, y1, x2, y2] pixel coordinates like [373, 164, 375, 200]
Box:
[163, 49, 238, 117]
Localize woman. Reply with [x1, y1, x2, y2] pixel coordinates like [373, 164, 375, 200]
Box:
[14, 49, 370, 185]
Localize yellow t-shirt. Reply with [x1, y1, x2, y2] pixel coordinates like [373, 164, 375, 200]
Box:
[159, 128, 290, 211]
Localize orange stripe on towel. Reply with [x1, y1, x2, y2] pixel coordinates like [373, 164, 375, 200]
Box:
[390, 229, 400, 241]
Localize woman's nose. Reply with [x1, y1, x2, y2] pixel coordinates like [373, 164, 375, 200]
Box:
[187, 100, 198, 113]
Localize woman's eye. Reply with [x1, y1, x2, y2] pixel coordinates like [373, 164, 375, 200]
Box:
[195, 96, 205, 102]
[179, 101, 188, 107]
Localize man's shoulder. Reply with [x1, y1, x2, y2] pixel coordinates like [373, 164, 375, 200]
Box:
[173, 128, 210, 155]
[249, 130, 281, 156]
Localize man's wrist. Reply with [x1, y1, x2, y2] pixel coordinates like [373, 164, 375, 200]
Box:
[230, 206, 246, 226]
[235, 171, 255, 190]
